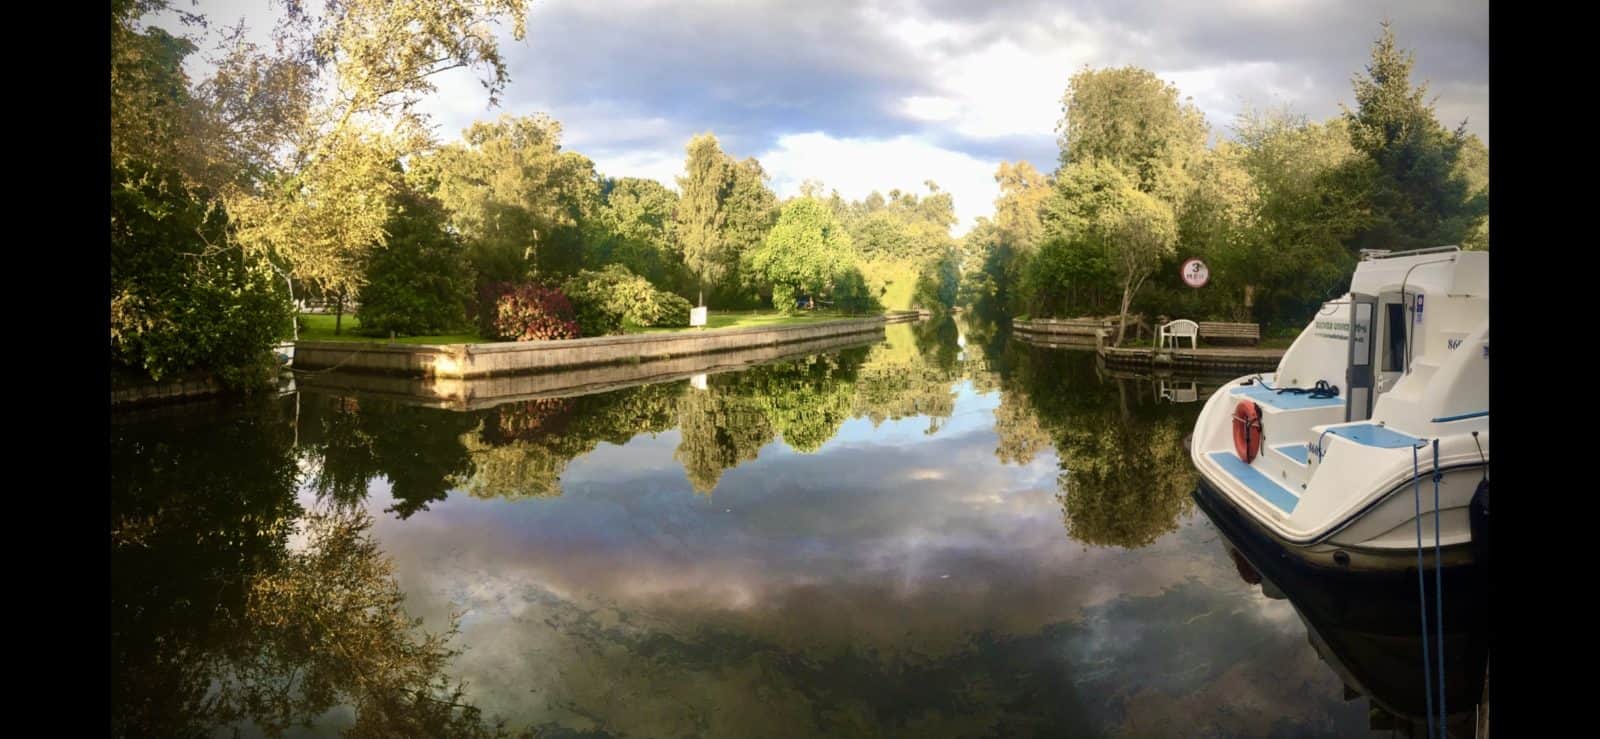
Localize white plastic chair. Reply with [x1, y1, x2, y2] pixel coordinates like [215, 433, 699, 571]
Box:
[1158, 319, 1198, 350]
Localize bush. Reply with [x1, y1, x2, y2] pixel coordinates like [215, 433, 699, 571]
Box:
[562, 265, 692, 334]
[640, 291, 693, 328]
[491, 283, 581, 341]
[110, 161, 293, 389]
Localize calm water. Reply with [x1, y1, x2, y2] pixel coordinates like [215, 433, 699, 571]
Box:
[111, 318, 1483, 738]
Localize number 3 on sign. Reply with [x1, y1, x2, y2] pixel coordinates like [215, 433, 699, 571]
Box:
[1181, 258, 1209, 288]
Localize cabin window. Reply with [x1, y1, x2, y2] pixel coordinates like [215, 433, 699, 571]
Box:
[1383, 302, 1407, 372]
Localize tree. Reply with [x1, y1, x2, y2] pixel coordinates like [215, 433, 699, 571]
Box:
[419, 114, 603, 289]
[749, 198, 856, 313]
[836, 182, 959, 311]
[591, 177, 691, 292]
[355, 167, 471, 337]
[110, 4, 294, 387]
[1340, 21, 1488, 252]
[1024, 66, 1203, 330]
[993, 161, 1052, 251]
[1057, 66, 1208, 203]
[722, 157, 781, 301]
[112, 163, 294, 389]
[1165, 141, 1257, 322]
[203, 0, 535, 327]
[675, 133, 732, 305]
[1045, 162, 1177, 343]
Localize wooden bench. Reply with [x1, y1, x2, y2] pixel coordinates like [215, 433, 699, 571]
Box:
[1197, 321, 1261, 345]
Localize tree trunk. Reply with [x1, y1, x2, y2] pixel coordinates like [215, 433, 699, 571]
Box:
[334, 293, 344, 335]
[277, 267, 299, 342]
[1116, 282, 1133, 346]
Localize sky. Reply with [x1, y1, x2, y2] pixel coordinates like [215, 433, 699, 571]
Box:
[159, 0, 1489, 234]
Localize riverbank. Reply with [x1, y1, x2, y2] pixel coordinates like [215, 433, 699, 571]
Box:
[111, 371, 227, 407]
[294, 311, 919, 379]
[297, 328, 882, 411]
[1012, 317, 1284, 372]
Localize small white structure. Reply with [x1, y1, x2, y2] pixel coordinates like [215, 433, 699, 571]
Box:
[1189, 246, 1487, 574]
[1159, 380, 1198, 403]
[690, 306, 708, 328]
[1157, 319, 1199, 350]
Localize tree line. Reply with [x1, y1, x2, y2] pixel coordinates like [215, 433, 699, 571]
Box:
[959, 21, 1488, 343]
[112, 0, 1485, 390]
[111, 0, 963, 390]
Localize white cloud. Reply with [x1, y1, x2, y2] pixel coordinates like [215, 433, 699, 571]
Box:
[758, 132, 1000, 235]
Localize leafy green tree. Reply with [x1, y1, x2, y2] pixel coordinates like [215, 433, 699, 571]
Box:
[111, 161, 292, 388]
[721, 157, 781, 303]
[671, 135, 779, 307]
[993, 161, 1052, 253]
[831, 266, 883, 314]
[1454, 134, 1489, 251]
[675, 133, 733, 305]
[1033, 161, 1176, 341]
[590, 177, 692, 292]
[836, 182, 960, 310]
[749, 198, 856, 312]
[1341, 22, 1488, 252]
[202, 0, 535, 323]
[1153, 141, 1257, 322]
[110, 6, 292, 387]
[419, 114, 603, 290]
[1057, 66, 1208, 203]
[1232, 110, 1367, 328]
[355, 169, 471, 337]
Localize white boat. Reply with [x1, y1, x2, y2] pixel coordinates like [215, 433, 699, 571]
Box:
[1189, 246, 1488, 575]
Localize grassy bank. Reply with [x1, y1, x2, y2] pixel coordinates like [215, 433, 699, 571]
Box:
[292, 309, 888, 343]
[293, 314, 482, 345]
[623, 309, 877, 335]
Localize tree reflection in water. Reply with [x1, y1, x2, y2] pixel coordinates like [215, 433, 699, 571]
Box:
[293, 317, 1207, 547]
[111, 399, 516, 737]
[113, 316, 1226, 735]
[991, 336, 1204, 548]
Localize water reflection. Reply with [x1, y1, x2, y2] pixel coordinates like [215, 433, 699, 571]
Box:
[1198, 484, 1489, 738]
[111, 316, 1474, 736]
[110, 400, 508, 737]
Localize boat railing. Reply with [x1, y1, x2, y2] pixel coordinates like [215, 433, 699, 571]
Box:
[1360, 245, 1461, 261]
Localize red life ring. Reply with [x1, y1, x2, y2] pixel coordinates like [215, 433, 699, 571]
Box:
[1232, 401, 1263, 463]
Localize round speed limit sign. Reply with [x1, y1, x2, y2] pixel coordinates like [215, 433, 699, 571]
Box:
[1182, 258, 1209, 288]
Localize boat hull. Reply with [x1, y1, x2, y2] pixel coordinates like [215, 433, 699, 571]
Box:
[1192, 472, 1478, 580]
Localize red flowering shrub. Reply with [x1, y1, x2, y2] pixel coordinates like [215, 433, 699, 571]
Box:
[491, 283, 582, 341]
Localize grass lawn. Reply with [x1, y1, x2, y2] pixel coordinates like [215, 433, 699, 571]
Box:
[293, 309, 884, 343]
[623, 309, 877, 334]
[293, 313, 483, 345]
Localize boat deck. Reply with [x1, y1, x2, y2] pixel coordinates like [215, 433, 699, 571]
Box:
[1207, 451, 1301, 514]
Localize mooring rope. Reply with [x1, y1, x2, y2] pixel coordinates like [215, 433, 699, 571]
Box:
[1412, 443, 1438, 739]
[1432, 438, 1446, 738]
